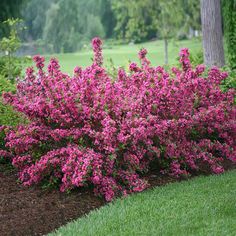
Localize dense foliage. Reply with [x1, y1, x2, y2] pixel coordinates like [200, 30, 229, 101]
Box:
[0, 76, 25, 157]
[0, 19, 27, 160]
[0, 18, 29, 80]
[1, 38, 235, 201]
[0, 0, 26, 37]
[222, 0, 236, 69]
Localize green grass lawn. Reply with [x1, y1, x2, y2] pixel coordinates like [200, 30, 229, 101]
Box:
[49, 170, 236, 236]
[41, 38, 202, 74]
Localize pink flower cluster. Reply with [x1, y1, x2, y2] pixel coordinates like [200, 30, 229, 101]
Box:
[1, 38, 235, 201]
[92, 37, 103, 67]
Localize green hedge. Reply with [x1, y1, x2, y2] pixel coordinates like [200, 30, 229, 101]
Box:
[0, 76, 26, 151]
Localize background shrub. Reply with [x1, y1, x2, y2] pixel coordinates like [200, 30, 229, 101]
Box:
[220, 67, 236, 91]
[222, 0, 236, 69]
[0, 76, 26, 159]
[189, 49, 204, 67]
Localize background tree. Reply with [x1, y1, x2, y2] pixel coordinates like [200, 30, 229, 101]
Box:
[200, 0, 225, 67]
[124, 1, 155, 43]
[180, 0, 201, 37]
[23, 0, 54, 41]
[43, 0, 80, 53]
[222, 0, 236, 69]
[111, 0, 157, 43]
[0, 18, 24, 80]
[111, 0, 134, 41]
[0, 0, 26, 37]
[99, 0, 116, 38]
[153, 0, 183, 64]
[112, 0, 184, 63]
[42, 0, 113, 53]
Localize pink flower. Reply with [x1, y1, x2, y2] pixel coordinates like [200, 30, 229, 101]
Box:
[33, 55, 45, 69]
[92, 37, 103, 66]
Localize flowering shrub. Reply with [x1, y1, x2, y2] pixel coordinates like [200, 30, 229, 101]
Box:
[1, 38, 235, 201]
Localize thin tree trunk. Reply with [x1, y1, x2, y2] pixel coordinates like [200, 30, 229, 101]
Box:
[164, 38, 168, 64]
[200, 0, 225, 67]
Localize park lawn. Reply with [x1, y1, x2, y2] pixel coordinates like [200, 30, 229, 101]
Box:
[43, 38, 202, 73]
[49, 170, 236, 236]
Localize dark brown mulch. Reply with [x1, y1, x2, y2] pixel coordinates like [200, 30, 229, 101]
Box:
[0, 165, 105, 236]
[0, 161, 235, 236]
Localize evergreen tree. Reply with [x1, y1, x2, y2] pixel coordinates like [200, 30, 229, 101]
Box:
[222, 0, 236, 69]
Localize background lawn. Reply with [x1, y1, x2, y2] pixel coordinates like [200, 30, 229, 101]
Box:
[49, 170, 236, 236]
[41, 39, 202, 74]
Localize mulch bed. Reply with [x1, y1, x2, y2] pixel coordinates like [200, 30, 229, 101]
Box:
[0, 161, 235, 236]
[0, 164, 105, 236]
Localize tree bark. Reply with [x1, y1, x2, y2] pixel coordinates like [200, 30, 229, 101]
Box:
[200, 0, 225, 67]
[164, 38, 168, 64]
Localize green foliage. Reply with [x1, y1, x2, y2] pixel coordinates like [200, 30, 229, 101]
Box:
[43, 0, 79, 53]
[99, 0, 116, 38]
[0, 76, 26, 151]
[0, 18, 22, 53]
[220, 68, 236, 91]
[180, 0, 201, 32]
[0, 103, 22, 151]
[111, 0, 200, 64]
[86, 15, 105, 41]
[0, 100, 23, 127]
[189, 49, 204, 67]
[23, 0, 55, 40]
[0, 0, 26, 37]
[222, 0, 236, 69]
[0, 76, 25, 126]
[0, 18, 27, 80]
[111, 0, 157, 43]
[0, 75, 15, 95]
[111, 0, 200, 43]
[154, 0, 184, 40]
[0, 56, 30, 80]
[0, 20, 28, 149]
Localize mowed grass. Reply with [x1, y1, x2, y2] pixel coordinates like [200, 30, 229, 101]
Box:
[49, 170, 236, 236]
[42, 38, 202, 74]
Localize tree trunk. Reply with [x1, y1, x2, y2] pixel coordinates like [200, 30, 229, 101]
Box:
[200, 0, 225, 67]
[164, 38, 168, 64]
